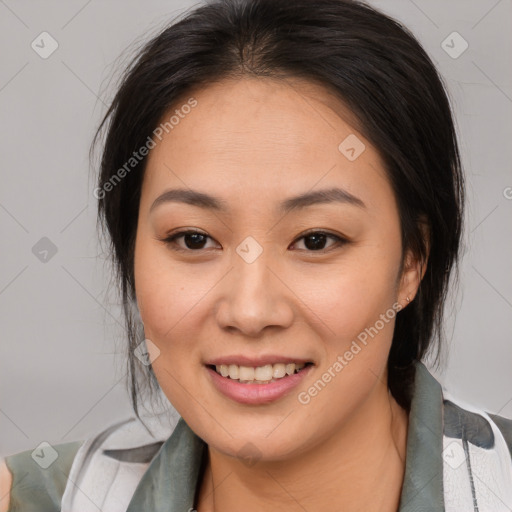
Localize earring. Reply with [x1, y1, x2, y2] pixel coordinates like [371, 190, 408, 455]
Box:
[406, 296, 410, 303]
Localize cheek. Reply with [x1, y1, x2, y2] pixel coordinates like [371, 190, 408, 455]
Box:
[303, 245, 400, 344]
[133, 234, 209, 413]
[134, 232, 211, 340]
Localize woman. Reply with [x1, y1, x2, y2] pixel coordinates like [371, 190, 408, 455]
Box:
[1, 0, 511, 510]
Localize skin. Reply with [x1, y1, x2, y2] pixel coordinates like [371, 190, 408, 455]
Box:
[134, 76, 427, 512]
[0, 459, 12, 512]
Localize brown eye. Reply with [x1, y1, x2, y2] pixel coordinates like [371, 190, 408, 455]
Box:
[291, 231, 347, 252]
[163, 230, 216, 251]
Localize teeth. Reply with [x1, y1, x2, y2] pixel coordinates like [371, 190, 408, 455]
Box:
[254, 364, 273, 381]
[238, 366, 254, 381]
[272, 363, 286, 379]
[228, 364, 239, 379]
[214, 362, 308, 383]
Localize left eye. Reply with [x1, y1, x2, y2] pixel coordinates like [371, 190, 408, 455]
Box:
[161, 230, 346, 252]
[290, 231, 346, 252]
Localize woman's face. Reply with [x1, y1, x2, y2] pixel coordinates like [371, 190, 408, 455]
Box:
[134, 77, 421, 461]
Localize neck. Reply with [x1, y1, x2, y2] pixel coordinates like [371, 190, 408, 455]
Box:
[195, 383, 409, 512]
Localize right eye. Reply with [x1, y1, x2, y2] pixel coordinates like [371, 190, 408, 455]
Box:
[160, 229, 219, 252]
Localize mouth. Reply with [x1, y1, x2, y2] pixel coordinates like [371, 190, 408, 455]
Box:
[207, 362, 314, 385]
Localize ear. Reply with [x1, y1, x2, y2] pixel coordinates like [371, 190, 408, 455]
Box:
[397, 218, 430, 310]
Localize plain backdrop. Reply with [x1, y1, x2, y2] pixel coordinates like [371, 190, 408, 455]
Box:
[1, 0, 511, 456]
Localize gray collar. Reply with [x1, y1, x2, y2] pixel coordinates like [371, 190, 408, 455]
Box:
[398, 360, 444, 511]
[126, 360, 444, 512]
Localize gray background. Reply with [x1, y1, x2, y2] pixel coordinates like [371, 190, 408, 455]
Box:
[1, 0, 511, 456]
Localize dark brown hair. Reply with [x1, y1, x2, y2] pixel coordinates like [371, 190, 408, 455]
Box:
[92, 0, 464, 420]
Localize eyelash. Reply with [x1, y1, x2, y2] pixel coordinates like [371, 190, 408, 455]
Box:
[160, 229, 348, 254]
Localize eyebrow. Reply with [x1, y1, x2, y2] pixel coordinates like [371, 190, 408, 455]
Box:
[149, 186, 366, 215]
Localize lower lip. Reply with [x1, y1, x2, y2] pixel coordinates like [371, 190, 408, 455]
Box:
[206, 365, 313, 405]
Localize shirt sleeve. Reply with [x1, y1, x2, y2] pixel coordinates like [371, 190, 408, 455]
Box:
[4, 440, 84, 512]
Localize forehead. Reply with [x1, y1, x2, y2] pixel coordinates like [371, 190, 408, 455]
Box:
[142, 76, 394, 216]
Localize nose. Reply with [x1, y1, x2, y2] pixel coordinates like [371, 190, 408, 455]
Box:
[215, 249, 294, 338]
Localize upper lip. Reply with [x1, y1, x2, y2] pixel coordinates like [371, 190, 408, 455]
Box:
[205, 355, 313, 367]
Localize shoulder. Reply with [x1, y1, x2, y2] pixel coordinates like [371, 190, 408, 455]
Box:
[441, 391, 512, 509]
[60, 408, 179, 511]
[442, 394, 512, 459]
[0, 408, 179, 512]
[1, 440, 83, 512]
[487, 411, 512, 456]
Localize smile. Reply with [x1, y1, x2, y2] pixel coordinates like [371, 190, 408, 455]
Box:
[206, 361, 314, 405]
[211, 362, 312, 384]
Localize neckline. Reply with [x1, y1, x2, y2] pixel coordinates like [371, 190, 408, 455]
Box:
[126, 360, 445, 512]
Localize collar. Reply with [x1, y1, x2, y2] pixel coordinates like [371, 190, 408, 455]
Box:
[126, 360, 445, 512]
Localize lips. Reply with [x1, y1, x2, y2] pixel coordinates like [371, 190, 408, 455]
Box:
[206, 365, 313, 404]
[205, 357, 314, 405]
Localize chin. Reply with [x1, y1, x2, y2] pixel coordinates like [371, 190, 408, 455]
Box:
[195, 417, 316, 463]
